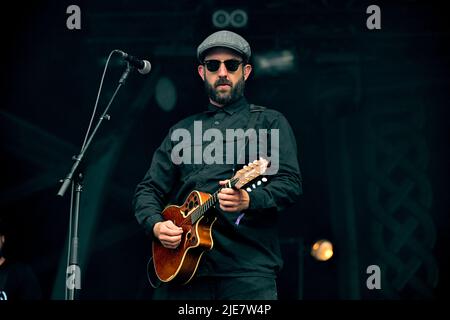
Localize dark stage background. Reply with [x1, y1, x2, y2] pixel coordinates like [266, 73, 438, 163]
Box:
[0, 0, 448, 300]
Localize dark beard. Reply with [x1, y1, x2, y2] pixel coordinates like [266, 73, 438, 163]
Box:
[205, 76, 245, 106]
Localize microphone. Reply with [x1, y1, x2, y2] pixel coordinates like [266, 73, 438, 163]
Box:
[115, 50, 151, 75]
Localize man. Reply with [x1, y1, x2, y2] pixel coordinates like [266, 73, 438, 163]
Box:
[133, 30, 302, 300]
[0, 219, 42, 300]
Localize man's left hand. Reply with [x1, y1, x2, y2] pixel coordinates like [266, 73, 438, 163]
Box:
[218, 180, 250, 212]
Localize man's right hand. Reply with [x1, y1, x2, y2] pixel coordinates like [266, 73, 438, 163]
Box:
[153, 220, 183, 249]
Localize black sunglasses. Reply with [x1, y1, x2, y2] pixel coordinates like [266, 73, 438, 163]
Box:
[204, 59, 243, 72]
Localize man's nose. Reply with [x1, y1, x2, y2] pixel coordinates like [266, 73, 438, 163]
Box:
[217, 62, 228, 77]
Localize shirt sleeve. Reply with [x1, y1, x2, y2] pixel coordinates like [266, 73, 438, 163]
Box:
[246, 112, 303, 213]
[132, 129, 178, 236]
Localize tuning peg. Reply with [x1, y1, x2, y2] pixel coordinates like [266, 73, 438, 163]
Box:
[257, 181, 262, 186]
[252, 184, 256, 189]
[246, 187, 252, 192]
[262, 177, 268, 182]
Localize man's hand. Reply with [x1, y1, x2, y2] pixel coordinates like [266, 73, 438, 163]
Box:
[153, 220, 183, 249]
[218, 180, 250, 212]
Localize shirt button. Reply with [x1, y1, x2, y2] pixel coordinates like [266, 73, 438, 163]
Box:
[214, 121, 220, 125]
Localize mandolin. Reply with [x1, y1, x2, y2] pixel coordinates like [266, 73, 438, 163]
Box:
[151, 158, 269, 285]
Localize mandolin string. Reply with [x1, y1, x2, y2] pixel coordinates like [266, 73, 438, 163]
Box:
[178, 177, 240, 227]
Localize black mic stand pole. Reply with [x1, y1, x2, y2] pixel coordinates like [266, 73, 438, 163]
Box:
[57, 63, 132, 300]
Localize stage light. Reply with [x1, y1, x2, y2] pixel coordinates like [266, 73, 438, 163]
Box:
[155, 76, 177, 112]
[212, 10, 230, 28]
[253, 50, 296, 76]
[311, 239, 333, 261]
[230, 9, 248, 28]
[212, 9, 248, 28]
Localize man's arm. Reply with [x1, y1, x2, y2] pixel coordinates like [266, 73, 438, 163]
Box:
[132, 131, 177, 237]
[246, 113, 303, 213]
[216, 113, 302, 214]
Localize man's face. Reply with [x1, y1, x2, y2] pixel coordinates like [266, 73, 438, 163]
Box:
[198, 48, 252, 106]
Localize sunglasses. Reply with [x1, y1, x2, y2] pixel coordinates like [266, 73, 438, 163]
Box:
[204, 59, 243, 72]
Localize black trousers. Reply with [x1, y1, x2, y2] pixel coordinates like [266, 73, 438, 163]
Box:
[153, 276, 278, 300]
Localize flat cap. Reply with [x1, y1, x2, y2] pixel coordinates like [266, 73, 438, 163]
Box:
[197, 30, 251, 62]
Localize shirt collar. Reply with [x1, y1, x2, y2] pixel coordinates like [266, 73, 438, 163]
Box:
[205, 96, 248, 115]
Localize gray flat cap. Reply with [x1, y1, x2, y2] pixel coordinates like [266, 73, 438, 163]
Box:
[197, 30, 251, 62]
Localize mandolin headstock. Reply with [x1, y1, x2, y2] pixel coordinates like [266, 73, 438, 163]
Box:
[232, 158, 270, 190]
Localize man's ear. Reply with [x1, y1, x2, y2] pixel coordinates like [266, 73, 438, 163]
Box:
[198, 65, 205, 81]
[243, 64, 252, 81]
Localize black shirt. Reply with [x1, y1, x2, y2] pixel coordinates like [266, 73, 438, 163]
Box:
[0, 260, 42, 300]
[133, 96, 302, 278]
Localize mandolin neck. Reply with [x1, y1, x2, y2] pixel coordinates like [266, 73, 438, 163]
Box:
[190, 179, 237, 224]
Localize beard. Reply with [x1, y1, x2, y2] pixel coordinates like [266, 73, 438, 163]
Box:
[204, 75, 245, 106]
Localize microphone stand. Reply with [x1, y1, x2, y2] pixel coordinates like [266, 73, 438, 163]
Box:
[57, 63, 132, 300]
